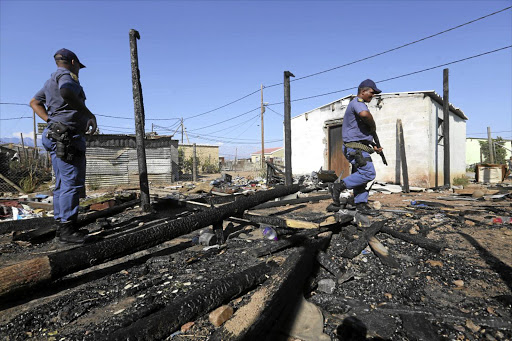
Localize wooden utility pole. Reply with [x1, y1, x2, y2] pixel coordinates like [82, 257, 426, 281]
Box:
[129, 29, 151, 212]
[442, 68, 450, 187]
[260, 84, 265, 170]
[192, 143, 197, 182]
[32, 111, 37, 151]
[283, 71, 294, 186]
[487, 127, 495, 164]
[20, 133, 27, 161]
[181, 118, 184, 144]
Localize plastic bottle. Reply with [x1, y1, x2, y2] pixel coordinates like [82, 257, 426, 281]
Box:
[260, 225, 278, 241]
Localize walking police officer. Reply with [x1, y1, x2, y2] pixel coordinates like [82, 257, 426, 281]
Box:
[327, 79, 383, 214]
[30, 48, 97, 243]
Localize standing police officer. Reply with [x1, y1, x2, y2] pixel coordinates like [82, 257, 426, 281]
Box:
[30, 48, 97, 243]
[327, 79, 383, 214]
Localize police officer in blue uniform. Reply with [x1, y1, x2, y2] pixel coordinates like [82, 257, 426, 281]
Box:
[327, 79, 383, 214]
[30, 48, 97, 243]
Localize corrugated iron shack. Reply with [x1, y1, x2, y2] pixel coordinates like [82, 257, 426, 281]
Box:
[85, 134, 179, 188]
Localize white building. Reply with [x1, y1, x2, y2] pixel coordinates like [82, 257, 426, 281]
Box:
[291, 91, 468, 188]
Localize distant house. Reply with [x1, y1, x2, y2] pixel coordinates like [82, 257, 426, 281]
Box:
[466, 137, 512, 166]
[179, 144, 219, 169]
[250, 147, 284, 164]
[291, 91, 468, 188]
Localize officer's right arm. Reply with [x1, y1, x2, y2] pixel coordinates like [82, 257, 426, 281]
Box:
[30, 89, 49, 122]
[359, 110, 377, 133]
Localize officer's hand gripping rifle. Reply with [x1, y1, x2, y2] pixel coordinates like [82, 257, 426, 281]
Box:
[371, 132, 388, 166]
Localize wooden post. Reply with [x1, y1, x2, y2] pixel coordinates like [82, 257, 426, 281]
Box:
[20, 133, 28, 161]
[32, 111, 38, 151]
[487, 127, 495, 164]
[129, 29, 151, 212]
[260, 84, 265, 170]
[181, 118, 184, 144]
[283, 71, 294, 186]
[443, 68, 450, 186]
[397, 119, 409, 193]
[192, 143, 197, 182]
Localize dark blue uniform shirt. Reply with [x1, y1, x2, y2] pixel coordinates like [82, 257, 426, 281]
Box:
[34, 67, 88, 133]
[342, 97, 373, 143]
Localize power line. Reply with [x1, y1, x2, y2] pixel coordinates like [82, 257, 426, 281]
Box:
[467, 130, 512, 136]
[264, 6, 512, 88]
[184, 89, 261, 121]
[187, 107, 260, 132]
[186, 131, 282, 145]
[0, 102, 31, 107]
[266, 106, 283, 117]
[191, 115, 261, 142]
[0, 117, 32, 120]
[267, 45, 512, 105]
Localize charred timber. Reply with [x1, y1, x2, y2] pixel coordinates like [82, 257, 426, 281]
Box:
[341, 220, 387, 259]
[211, 234, 331, 341]
[0, 185, 300, 299]
[12, 199, 140, 243]
[251, 194, 331, 210]
[108, 261, 276, 341]
[251, 228, 328, 258]
[380, 225, 443, 253]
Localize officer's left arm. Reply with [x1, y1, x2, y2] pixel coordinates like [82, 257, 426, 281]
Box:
[60, 87, 97, 134]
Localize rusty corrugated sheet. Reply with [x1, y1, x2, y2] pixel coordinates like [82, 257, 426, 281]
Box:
[85, 135, 179, 187]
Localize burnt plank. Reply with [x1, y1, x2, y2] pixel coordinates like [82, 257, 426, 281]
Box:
[0, 185, 300, 300]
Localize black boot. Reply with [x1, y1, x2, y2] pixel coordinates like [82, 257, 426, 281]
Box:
[54, 219, 61, 239]
[59, 221, 88, 244]
[327, 181, 347, 212]
[355, 202, 378, 216]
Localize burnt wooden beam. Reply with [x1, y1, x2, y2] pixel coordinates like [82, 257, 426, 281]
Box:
[210, 233, 331, 341]
[12, 199, 140, 243]
[251, 228, 329, 258]
[368, 236, 399, 268]
[0, 185, 300, 299]
[0, 217, 55, 235]
[316, 250, 343, 278]
[251, 194, 331, 210]
[380, 225, 444, 253]
[341, 220, 387, 259]
[109, 261, 277, 341]
[243, 212, 336, 229]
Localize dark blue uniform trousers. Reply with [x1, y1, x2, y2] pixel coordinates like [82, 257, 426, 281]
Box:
[342, 146, 376, 204]
[42, 128, 86, 223]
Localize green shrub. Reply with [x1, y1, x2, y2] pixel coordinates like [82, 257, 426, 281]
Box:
[453, 175, 469, 186]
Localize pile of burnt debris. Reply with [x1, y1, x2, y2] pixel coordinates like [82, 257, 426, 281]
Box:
[0, 175, 511, 340]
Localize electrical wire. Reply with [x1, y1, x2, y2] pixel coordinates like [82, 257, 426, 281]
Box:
[0, 117, 32, 120]
[264, 6, 512, 88]
[265, 106, 283, 117]
[187, 107, 260, 131]
[184, 89, 261, 120]
[267, 45, 512, 105]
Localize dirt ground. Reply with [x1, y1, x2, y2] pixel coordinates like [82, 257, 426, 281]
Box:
[0, 176, 511, 340]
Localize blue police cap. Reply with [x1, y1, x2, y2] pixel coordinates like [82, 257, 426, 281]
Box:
[54, 48, 86, 68]
[358, 79, 381, 94]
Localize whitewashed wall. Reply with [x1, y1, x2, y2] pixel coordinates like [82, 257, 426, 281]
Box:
[291, 98, 351, 175]
[291, 92, 467, 188]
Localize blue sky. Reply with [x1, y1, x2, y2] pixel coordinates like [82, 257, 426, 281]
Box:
[1, 0, 511, 159]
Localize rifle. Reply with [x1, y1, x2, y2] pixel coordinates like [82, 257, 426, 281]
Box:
[372, 132, 388, 166]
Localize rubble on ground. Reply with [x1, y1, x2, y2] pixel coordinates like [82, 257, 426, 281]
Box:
[0, 173, 511, 340]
